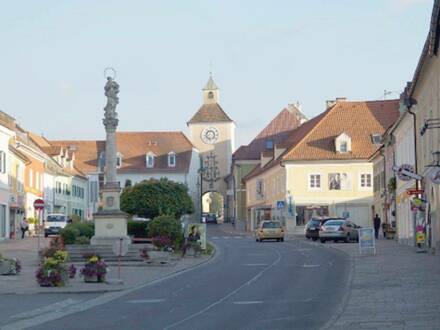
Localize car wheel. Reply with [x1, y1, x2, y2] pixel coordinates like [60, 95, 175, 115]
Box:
[312, 237, 318, 241]
[320, 238, 326, 243]
[281, 238, 284, 242]
[44, 233, 48, 238]
[344, 235, 350, 243]
[256, 238, 259, 242]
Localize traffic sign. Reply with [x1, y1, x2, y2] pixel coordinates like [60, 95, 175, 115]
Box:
[33, 199, 45, 210]
[276, 201, 285, 209]
[406, 189, 424, 196]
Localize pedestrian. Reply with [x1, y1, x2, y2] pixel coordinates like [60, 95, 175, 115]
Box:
[181, 225, 201, 257]
[20, 218, 29, 239]
[373, 214, 381, 239]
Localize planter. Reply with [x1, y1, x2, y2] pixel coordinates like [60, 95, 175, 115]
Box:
[148, 251, 171, 260]
[83, 274, 105, 283]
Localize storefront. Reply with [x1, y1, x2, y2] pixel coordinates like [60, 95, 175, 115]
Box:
[295, 205, 329, 226]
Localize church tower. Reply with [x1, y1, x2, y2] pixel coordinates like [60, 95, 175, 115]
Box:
[188, 76, 235, 219]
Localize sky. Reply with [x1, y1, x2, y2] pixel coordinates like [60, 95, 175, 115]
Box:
[0, 0, 434, 148]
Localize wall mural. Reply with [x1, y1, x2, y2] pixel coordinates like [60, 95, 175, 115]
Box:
[328, 173, 351, 190]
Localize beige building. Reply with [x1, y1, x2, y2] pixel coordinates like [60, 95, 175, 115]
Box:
[244, 99, 399, 232]
[187, 76, 235, 220]
[404, 0, 440, 249]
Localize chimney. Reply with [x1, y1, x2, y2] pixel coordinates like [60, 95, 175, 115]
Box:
[336, 97, 347, 102]
[326, 99, 336, 109]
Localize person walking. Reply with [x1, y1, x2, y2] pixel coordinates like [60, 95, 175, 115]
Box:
[373, 214, 381, 239]
[20, 218, 29, 239]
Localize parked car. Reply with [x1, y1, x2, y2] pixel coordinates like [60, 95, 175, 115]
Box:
[305, 217, 334, 241]
[319, 219, 360, 243]
[202, 212, 217, 224]
[256, 220, 284, 242]
[44, 214, 69, 237]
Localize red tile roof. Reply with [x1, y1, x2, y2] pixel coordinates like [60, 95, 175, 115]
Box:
[51, 131, 194, 174]
[187, 103, 233, 124]
[233, 105, 306, 161]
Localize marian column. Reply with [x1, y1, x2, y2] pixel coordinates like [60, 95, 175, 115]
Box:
[91, 75, 130, 246]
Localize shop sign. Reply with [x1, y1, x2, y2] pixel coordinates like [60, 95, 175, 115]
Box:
[358, 227, 376, 255]
[406, 189, 424, 196]
[429, 169, 440, 185]
[415, 210, 426, 245]
[394, 164, 418, 182]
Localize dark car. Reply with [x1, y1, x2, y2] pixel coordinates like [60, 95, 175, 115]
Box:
[305, 218, 332, 241]
[202, 213, 217, 224]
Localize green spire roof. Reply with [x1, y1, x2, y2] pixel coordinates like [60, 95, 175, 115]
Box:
[203, 76, 219, 90]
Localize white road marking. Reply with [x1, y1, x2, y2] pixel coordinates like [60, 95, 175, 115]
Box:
[234, 236, 242, 239]
[10, 299, 80, 320]
[223, 236, 230, 239]
[233, 301, 263, 305]
[126, 299, 166, 304]
[302, 264, 320, 268]
[243, 263, 269, 266]
[164, 247, 282, 329]
[211, 236, 219, 239]
[172, 287, 185, 296]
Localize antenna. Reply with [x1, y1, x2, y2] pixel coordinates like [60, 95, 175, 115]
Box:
[209, 60, 213, 78]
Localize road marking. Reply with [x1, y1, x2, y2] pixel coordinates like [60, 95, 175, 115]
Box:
[223, 236, 230, 239]
[164, 247, 282, 329]
[211, 236, 219, 239]
[243, 263, 269, 266]
[233, 301, 263, 305]
[296, 248, 312, 252]
[234, 236, 242, 239]
[10, 299, 80, 320]
[126, 299, 166, 304]
[302, 264, 320, 268]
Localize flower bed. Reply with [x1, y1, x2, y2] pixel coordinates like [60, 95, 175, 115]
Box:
[0, 253, 21, 275]
[80, 254, 108, 283]
[35, 250, 74, 287]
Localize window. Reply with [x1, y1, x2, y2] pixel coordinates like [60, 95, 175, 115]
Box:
[371, 134, 382, 145]
[146, 153, 155, 168]
[116, 153, 122, 168]
[265, 140, 274, 150]
[0, 151, 6, 174]
[360, 173, 372, 188]
[29, 169, 33, 188]
[309, 174, 321, 189]
[98, 152, 105, 172]
[168, 152, 176, 167]
[89, 181, 98, 203]
[340, 141, 348, 153]
[208, 91, 214, 99]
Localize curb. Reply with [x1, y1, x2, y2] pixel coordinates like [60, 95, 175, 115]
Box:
[0, 245, 218, 295]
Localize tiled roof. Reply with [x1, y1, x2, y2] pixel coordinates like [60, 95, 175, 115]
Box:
[40, 146, 64, 156]
[233, 105, 306, 161]
[187, 103, 233, 124]
[244, 99, 400, 181]
[282, 100, 400, 161]
[28, 132, 51, 148]
[51, 131, 194, 175]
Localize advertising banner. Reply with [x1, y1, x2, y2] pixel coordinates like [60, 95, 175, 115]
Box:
[187, 223, 207, 250]
[358, 227, 376, 255]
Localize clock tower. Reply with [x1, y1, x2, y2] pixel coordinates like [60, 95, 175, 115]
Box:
[187, 76, 235, 218]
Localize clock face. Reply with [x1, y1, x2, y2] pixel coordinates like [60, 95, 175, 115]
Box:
[201, 127, 219, 144]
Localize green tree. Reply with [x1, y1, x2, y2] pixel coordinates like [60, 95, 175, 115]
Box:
[120, 178, 194, 219]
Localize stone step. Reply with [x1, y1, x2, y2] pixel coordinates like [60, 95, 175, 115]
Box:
[64, 244, 152, 262]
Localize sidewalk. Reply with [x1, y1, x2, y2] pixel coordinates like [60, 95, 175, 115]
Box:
[0, 237, 212, 295]
[318, 238, 440, 330]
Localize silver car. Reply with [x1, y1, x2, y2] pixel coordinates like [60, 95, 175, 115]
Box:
[319, 219, 360, 243]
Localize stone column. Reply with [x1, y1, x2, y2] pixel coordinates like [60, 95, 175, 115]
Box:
[91, 76, 130, 246]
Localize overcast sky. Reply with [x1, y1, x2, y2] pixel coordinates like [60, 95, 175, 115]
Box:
[0, 0, 433, 147]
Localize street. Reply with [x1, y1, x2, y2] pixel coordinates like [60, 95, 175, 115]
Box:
[0, 225, 349, 330]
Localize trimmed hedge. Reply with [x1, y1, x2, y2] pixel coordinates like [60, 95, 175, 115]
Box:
[60, 222, 94, 245]
[127, 221, 149, 238]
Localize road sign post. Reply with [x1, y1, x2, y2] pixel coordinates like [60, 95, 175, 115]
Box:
[33, 199, 45, 253]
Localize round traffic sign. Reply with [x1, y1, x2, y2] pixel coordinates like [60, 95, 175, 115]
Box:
[33, 199, 45, 210]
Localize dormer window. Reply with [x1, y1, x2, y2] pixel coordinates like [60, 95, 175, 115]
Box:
[335, 133, 351, 153]
[116, 153, 123, 168]
[371, 134, 382, 145]
[168, 152, 176, 167]
[265, 140, 274, 150]
[146, 152, 155, 168]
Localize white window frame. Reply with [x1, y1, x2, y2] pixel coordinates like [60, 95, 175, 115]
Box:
[168, 152, 176, 167]
[359, 173, 372, 190]
[146, 152, 155, 168]
[339, 141, 348, 153]
[116, 152, 123, 168]
[308, 173, 322, 190]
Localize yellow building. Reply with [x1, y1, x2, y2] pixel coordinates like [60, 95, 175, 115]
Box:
[245, 99, 399, 232]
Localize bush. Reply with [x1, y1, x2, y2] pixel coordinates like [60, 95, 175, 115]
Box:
[148, 215, 182, 242]
[74, 236, 90, 245]
[127, 221, 149, 238]
[60, 222, 94, 245]
[204, 242, 215, 255]
[60, 227, 80, 245]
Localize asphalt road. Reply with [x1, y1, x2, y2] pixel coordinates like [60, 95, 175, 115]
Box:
[2, 225, 350, 330]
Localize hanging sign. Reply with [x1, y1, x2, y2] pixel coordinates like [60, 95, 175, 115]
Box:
[394, 164, 419, 181]
[406, 189, 424, 196]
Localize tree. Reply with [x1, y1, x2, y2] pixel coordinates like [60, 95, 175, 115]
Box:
[120, 178, 194, 219]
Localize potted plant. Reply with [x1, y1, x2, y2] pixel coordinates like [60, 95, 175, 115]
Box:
[0, 253, 21, 275]
[35, 250, 70, 287]
[80, 254, 108, 283]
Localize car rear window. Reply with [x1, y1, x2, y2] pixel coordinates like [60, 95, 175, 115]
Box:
[47, 215, 66, 222]
[262, 222, 281, 229]
[310, 220, 322, 226]
[325, 220, 344, 226]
